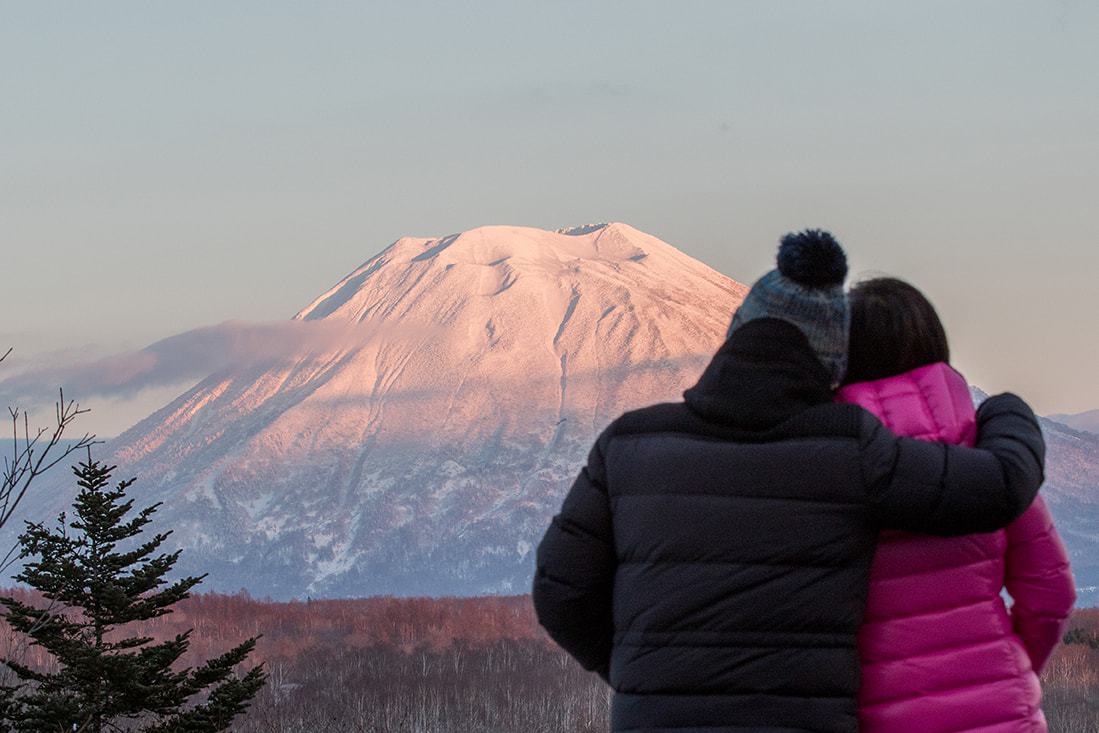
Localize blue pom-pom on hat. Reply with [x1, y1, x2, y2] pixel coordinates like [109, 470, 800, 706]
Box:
[776, 229, 848, 288]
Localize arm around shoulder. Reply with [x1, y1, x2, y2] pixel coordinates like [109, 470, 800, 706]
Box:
[861, 393, 1046, 536]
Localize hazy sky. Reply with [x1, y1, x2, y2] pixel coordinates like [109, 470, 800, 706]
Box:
[2, 1, 1097, 435]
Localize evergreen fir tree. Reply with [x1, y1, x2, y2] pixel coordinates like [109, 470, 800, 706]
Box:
[0, 455, 266, 732]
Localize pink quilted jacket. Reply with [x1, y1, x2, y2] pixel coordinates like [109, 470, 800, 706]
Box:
[837, 362, 1076, 733]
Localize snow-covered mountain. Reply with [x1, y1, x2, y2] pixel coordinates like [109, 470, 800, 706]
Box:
[7, 222, 1098, 605]
[7, 223, 747, 598]
[970, 391, 1099, 604]
[1036, 417, 1099, 605]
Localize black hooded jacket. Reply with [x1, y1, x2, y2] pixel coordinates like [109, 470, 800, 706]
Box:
[532, 318, 1046, 733]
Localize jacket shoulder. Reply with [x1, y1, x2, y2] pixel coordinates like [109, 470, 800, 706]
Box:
[605, 400, 875, 444]
[608, 402, 699, 437]
[838, 363, 977, 445]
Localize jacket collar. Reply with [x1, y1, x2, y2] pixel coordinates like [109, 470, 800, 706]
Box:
[683, 318, 834, 431]
[835, 362, 977, 447]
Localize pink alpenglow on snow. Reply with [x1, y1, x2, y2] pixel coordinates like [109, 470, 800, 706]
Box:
[5, 223, 749, 600]
[837, 362, 1076, 733]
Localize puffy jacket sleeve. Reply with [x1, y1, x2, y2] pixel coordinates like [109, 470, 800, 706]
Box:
[861, 393, 1045, 536]
[531, 424, 616, 683]
[1004, 495, 1076, 673]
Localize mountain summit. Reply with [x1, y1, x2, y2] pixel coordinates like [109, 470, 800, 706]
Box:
[15, 224, 748, 598]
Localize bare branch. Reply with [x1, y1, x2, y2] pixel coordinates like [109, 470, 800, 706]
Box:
[1, 351, 99, 532]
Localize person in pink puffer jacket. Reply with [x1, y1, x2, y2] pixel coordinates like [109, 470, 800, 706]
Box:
[837, 277, 1077, 733]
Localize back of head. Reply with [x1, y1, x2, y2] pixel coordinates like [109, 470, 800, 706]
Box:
[843, 277, 950, 385]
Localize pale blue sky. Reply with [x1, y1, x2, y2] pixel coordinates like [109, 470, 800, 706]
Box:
[2, 1, 1097, 434]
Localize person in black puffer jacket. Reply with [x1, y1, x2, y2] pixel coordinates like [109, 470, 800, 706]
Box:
[531, 230, 1046, 733]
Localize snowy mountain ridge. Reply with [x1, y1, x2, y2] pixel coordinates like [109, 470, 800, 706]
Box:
[7, 222, 1098, 604]
[8, 223, 748, 599]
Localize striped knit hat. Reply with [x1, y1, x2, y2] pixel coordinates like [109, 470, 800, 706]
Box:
[727, 230, 850, 384]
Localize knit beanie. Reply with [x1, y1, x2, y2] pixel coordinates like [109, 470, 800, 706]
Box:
[727, 229, 850, 384]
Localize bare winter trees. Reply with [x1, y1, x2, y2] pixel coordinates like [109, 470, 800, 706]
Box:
[3, 591, 1096, 732]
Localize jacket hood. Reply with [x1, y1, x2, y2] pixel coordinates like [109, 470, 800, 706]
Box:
[683, 317, 834, 431]
[836, 362, 977, 447]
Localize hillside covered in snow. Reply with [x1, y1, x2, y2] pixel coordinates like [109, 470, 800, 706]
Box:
[6, 223, 747, 598]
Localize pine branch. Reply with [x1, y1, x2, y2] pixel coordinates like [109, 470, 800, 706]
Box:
[0, 455, 266, 729]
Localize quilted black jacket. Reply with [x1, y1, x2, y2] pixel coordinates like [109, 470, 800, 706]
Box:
[532, 318, 1046, 733]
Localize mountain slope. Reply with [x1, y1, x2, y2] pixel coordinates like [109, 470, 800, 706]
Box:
[8, 223, 747, 598]
[974, 388, 1099, 604]
[1038, 417, 1099, 604]
[1050, 409, 1099, 436]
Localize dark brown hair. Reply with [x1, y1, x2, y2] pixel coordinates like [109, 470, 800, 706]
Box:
[843, 277, 950, 385]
